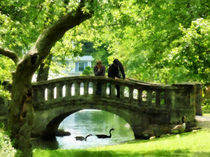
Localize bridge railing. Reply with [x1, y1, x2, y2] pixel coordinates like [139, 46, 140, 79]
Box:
[32, 76, 202, 116]
[32, 76, 181, 109]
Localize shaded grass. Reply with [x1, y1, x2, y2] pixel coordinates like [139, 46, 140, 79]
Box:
[33, 129, 210, 157]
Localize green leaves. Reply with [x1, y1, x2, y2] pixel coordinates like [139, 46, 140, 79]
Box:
[0, 0, 209, 84]
[93, 0, 210, 84]
[167, 18, 210, 83]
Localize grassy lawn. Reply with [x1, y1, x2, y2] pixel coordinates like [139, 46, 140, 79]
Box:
[33, 129, 210, 157]
[204, 113, 210, 117]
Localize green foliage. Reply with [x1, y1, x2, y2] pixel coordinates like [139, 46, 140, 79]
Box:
[0, 0, 209, 84]
[80, 41, 111, 67]
[0, 128, 16, 157]
[91, 46, 111, 68]
[0, 56, 13, 99]
[0, 0, 88, 53]
[166, 18, 210, 83]
[82, 66, 93, 76]
[72, 0, 210, 84]
[0, 87, 10, 100]
[202, 98, 210, 113]
[0, 56, 14, 81]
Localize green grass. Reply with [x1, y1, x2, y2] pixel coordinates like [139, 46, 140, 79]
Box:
[204, 113, 210, 117]
[33, 129, 210, 157]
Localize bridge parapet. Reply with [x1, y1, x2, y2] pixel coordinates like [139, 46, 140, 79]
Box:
[30, 77, 202, 138]
[32, 76, 177, 110]
[0, 77, 202, 138]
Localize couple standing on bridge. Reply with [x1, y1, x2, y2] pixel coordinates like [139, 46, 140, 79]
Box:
[93, 59, 126, 97]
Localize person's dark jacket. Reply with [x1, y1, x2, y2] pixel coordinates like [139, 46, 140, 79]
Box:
[108, 60, 125, 79]
[94, 65, 105, 76]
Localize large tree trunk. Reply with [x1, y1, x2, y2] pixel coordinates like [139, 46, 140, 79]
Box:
[8, 57, 36, 157]
[9, 82, 33, 157]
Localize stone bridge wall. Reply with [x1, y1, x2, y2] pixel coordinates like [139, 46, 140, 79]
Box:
[31, 76, 202, 138]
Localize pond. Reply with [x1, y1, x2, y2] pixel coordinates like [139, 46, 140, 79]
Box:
[32, 109, 135, 149]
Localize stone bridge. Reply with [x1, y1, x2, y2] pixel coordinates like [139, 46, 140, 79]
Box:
[0, 76, 202, 139]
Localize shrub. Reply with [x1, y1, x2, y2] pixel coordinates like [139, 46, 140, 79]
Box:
[0, 128, 16, 157]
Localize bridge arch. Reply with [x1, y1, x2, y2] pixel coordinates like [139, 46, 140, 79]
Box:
[31, 76, 199, 139]
[32, 98, 150, 139]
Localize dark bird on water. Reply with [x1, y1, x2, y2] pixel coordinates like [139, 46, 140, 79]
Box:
[96, 128, 115, 138]
[75, 134, 92, 141]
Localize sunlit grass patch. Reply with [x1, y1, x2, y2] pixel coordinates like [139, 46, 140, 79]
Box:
[204, 113, 210, 117]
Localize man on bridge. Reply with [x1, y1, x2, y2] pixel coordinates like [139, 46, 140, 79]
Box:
[108, 59, 126, 97]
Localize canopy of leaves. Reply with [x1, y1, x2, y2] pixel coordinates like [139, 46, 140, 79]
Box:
[73, 0, 210, 84]
[0, 0, 209, 84]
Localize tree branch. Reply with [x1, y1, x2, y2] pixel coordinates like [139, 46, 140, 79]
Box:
[0, 48, 19, 64]
[31, 0, 94, 62]
[15, 0, 94, 78]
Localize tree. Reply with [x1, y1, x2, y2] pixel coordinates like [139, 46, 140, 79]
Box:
[74, 0, 209, 83]
[0, 1, 95, 156]
[167, 18, 210, 83]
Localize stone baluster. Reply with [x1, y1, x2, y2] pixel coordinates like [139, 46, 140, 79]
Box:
[165, 90, 171, 109]
[101, 82, 107, 97]
[156, 90, 161, 107]
[65, 82, 72, 97]
[75, 81, 80, 96]
[120, 85, 125, 99]
[147, 90, 152, 106]
[138, 89, 142, 106]
[129, 86, 134, 101]
[170, 89, 176, 109]
[84, 81, 89, 95]
[92, 81, 97, 95]
[110, 83, 115, 97]
[194, 84, 202, 115]
[32, 87, 38, 105]
[47, 84, 55, 100]
[37, 86, 45, 102]
[56, 83, 63, 98]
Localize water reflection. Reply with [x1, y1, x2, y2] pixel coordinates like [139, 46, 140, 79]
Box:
[33, 109, 134, 149]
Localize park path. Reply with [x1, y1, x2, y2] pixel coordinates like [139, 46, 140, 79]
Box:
[195, 115, 210, 129]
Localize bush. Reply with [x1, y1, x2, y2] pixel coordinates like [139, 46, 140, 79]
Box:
[0, 128, 16, 157]
[202, 98, 210, 113]
[82, 66, 93, 76]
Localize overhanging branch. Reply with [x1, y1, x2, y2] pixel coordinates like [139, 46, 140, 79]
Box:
[0, 48, 19, 64]
[16, 0, 94, 76]
[33, 0, 94, 62]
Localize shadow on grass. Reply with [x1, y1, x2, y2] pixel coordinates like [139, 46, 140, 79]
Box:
[33, 149, 210, 157]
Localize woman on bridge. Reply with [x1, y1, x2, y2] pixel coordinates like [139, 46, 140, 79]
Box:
[94, 60, 106, 95]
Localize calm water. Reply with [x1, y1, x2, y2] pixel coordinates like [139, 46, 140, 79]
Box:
[32, 109, 135, 149]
